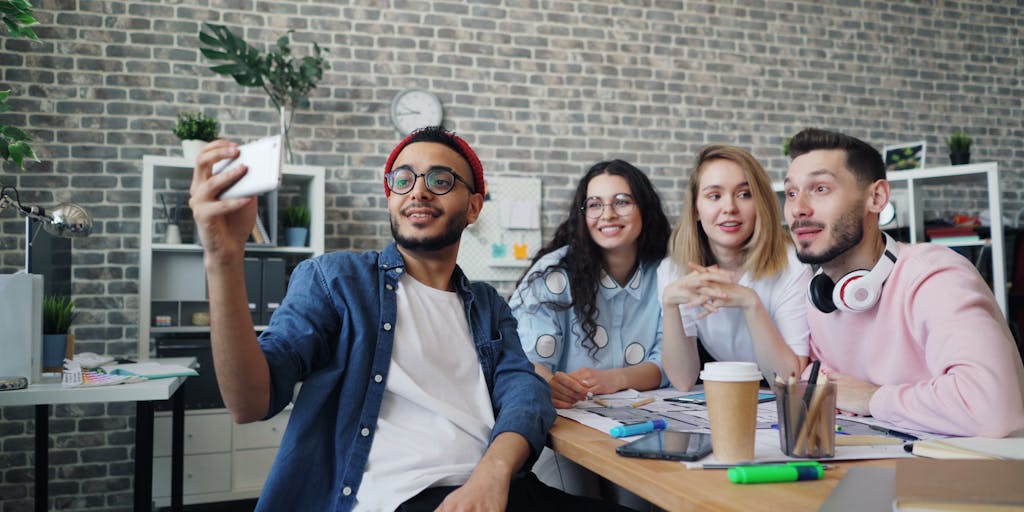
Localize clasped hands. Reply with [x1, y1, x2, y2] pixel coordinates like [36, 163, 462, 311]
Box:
[662, 262, 755, 319]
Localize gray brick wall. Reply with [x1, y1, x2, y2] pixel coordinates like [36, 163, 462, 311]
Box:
[2, 0, 1022, 509]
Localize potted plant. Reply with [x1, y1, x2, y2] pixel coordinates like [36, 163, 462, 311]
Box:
[946, 130, 972, 165]
[42, 294, 76, 372]
[173, 111, 220, 162]
[282, 204, 311, 247]
[199, 23, 329, 162]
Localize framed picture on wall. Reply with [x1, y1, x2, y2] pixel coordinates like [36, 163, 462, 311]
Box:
[883, 141, 926, 171]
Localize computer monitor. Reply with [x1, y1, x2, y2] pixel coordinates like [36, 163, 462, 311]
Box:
[25, 217, 71, 297]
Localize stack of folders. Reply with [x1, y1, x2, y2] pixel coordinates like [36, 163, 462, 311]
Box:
[910, 436, 1024, 460]
[821, 442, 1024, 512]
[925, 226, 981, 246]
[891, 459, 1024, 511]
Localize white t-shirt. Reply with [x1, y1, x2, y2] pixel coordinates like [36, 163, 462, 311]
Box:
[355, 274, 495, 512]
[656, 246, 812, 362]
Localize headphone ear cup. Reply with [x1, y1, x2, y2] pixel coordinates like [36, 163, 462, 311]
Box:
[808, 273, 838, 313]
[833, 269, 873, 313]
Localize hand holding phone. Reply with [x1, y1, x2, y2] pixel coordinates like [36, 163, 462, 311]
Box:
[212, 135, 283, 199]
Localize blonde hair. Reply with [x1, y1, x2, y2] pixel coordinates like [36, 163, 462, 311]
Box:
[668, 145, 788, 280]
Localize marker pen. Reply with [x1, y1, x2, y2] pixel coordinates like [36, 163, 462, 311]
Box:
[609, 418, 667, 438]
[727, 461, 824, 484]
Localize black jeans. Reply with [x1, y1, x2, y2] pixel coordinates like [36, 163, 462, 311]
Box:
[396, 471, 632, 512]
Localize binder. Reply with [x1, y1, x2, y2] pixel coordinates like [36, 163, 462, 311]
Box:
[243, 257, 262, 325]
[261, 257, 286, 325]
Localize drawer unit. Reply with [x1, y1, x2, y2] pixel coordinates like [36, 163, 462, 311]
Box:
[153, 452, 231, 498]
[154, 410, 232, 456]
[232, 448, 278, 490]
[233, 410, 290, 450]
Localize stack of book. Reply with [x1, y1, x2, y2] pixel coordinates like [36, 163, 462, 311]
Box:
[925, 226, 981, 246]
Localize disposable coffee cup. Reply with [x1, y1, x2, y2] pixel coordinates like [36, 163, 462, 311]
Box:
[700, 361, 762, 463]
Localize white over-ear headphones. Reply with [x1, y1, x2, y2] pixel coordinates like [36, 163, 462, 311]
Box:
[808, 232, 899, 313]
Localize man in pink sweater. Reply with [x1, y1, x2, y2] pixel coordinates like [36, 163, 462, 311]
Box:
[782, 128, 1024, 437]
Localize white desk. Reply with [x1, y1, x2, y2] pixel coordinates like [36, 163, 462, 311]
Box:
[0, 357, 196, 512]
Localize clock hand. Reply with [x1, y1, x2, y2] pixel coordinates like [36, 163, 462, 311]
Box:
[396, 110, 421, 116]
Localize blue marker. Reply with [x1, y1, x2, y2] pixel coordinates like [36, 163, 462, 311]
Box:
[610, 418, 667, 438]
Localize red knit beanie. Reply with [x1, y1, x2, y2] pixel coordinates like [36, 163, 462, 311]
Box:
[383, 126, 485, 197]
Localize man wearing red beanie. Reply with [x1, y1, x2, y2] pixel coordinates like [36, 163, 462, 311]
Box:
[189, 127, 625, 511]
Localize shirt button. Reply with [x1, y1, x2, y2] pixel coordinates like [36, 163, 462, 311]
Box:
[383, 322, 392, 331]
[342, 486, 352, 496]
[396, 268, 403, 274]
[385, 283, 393, 290]
[374, 374, 383, 383]
[361, 427, 370, 437]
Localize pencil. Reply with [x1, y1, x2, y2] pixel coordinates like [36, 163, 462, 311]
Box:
[630, 397, 655, 408]
[593, 397, 611, 407]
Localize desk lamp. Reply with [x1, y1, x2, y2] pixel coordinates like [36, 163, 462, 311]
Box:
[0, 185, 92, 385]
[1, 185, 93, 239]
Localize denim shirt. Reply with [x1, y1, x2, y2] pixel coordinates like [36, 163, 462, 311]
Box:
[254, 243, 554, 511]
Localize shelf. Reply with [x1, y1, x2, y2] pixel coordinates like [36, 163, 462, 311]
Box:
[152, 244, 315, 255]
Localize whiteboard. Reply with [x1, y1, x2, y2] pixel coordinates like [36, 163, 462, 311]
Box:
[458, 176, 543, 284]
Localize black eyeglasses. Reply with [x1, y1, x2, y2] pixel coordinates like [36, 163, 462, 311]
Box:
[386, 166, 475, 196]
[581, 193, 637, 219]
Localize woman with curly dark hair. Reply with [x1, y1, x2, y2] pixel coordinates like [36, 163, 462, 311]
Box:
[510, 160, 671, 409]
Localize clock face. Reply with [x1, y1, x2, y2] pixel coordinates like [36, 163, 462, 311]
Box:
[390, 89, 444, 135]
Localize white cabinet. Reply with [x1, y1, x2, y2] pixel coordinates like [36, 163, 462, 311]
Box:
[151, 411, 234, 502]
[140, 155, 324, 505]
[774, 161, 1006, 318]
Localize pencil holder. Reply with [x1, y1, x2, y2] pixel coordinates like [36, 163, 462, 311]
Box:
[773, 380, 836, 458]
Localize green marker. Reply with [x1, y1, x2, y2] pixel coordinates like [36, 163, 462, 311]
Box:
[727, 461, 824, 484]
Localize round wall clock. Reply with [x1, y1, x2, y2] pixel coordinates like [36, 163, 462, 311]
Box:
[390, 89, 444, 135]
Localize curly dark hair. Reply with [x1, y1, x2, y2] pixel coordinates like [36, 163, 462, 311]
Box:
[515, 160, 670, 358]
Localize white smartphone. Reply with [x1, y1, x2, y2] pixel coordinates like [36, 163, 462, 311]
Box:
[212, 135, 284, 199]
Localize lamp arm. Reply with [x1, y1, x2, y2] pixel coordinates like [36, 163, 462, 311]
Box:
[1, 185, 48, 221]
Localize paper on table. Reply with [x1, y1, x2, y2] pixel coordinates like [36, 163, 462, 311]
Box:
[555, 392, 917, 466]
[108, 362, 198, 379]
[682, 429, 913, 468]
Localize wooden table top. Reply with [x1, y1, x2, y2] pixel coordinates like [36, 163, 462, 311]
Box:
[548, 416, 894, 511]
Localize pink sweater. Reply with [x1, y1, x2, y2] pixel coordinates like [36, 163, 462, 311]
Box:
[808, 243, 1024, 437]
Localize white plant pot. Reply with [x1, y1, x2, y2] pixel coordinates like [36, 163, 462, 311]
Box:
[181, 139, 205, 162]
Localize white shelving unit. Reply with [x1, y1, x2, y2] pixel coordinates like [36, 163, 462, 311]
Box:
[774, 161, 1005, 318]
[139, 155, 324, 506]
[140, 155, 325, 357]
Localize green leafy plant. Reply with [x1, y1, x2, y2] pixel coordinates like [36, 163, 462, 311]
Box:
[0, 0, 39, 169]
[199, 23, 328, 159]
[173, 112, 220, 141]
[946, 130, 972, 154]
[282, 204, 311, 229]
[1, 0, 38, 40]
[781, 136, 792, 157]
[43, 295, 76, 335]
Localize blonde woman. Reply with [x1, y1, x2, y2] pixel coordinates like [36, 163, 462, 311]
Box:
[657, 145, 811, 389]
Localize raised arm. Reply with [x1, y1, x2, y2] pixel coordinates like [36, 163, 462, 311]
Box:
[189, 139, 271, 423]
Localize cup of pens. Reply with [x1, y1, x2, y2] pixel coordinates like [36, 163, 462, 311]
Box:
[773, 377, 836, 458]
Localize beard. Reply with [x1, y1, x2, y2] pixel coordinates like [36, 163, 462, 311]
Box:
[792, 206, 864, 265]
[390, 203, 468, 252]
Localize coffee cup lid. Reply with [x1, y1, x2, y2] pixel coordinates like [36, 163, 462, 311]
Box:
[699, 361, 761, 382]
